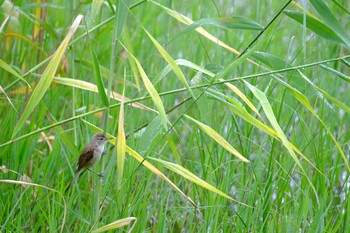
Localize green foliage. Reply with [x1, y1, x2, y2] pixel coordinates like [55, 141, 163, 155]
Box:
[1, 0, 350, 232]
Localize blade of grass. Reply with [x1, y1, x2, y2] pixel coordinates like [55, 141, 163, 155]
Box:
[87, 0, 104, 28]
[91, 217, 137, 233]
[216, 41, 261, 80]
[33, 0, 41, 40]
[2, 32, 44, 53]
[52, 77, 156, 112]
[284, 10, 343, 44]
[148, 157, 251, 207]
[12, 14, 83, 138]
[138, 116, 163, 154]
[180, 16, 263, 31]
[90, 46, 109, 107]
[149, 0, 281, 76]
[122, 27, 141, 92]
[310, 0, 350, 48]
[316, 87, 350, 114]
[0, 85, 17, 112]
[271, 70, 349, 172]
[0, 11, 11, 33]
[224, 82, 264, 122]
[320, 64, 350, 83]
[153, 58, 263, 121]
[117, 70, 126, 189]
[143, 27, 195, 99]
[0, 180, 67, 233]
[0, 58, 31, 88]
[184, 115, 250, 163]
[208, 89, 322, 174]
[243, 80, 320, 204]
[154, 58, 215, 85]
[121, 43, 168, 130]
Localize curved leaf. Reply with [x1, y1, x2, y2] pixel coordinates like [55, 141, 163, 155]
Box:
[52, 77, 156, 112]
[143, 28, 195, 99]
[243, 80, 320, 204]
[149, 157, 251, 207]
[92, 217, 137, 233]
[0, 59, 31, 88]
[121, 43, 168, 130]
[184, 115, 249, 163]
[181, 17, 263, 34]
[310, 0, 350, 48]
[284, 10, 343, 44]
[12, 15, 83, 137]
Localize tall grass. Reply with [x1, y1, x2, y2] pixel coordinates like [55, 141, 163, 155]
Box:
[1, 0, 349, 232]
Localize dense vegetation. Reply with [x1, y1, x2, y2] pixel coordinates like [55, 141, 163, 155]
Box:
[1, 0, 349, 232]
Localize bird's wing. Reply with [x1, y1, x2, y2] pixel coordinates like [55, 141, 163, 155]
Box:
[77, 146, 95, 171]
[66, 147, 95, 191]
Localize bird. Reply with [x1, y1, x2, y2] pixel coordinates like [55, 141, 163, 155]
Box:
[66, 133, 112, 191]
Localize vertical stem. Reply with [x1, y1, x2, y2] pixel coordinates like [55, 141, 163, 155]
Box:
[94, 0, 122, 227]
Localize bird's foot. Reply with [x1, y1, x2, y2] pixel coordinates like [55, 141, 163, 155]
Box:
[88, 168, 104, 178]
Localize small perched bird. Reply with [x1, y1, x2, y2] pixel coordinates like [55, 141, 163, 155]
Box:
[66, 133, 112, 191]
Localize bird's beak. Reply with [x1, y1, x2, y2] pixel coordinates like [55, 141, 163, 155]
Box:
[106, 137, 113, 141]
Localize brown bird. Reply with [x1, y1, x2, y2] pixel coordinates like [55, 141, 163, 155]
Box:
[66, 133, 112, 191]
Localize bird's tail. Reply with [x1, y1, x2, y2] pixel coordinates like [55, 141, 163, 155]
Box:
[65, 170, 83, 192]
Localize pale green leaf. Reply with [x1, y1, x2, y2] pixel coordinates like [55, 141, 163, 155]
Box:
[121, 44, 168, 130]
[0, 59, 31, 88]
[252, 51, 291, 71]
[184, 17, 263, 31]
[269, 72, 348, 172]
[52, 77, 156, 112]
[117, 71, 126, 189]
[87, 0, 104, 28]
[149, 157, 251, 207]
[149, 0, 275, 75]
[184, 115, 250, 163]
[243, 80, 320, 204]
[12, 15, 83, 137]
[310, 0, 350, 48]
[170, 17, 263, 43]
[0, 85, 17, 112]
[115, 0, 131, 37]
[316, 87, 350, 114]
[143, 28, 195, 99]
[284, 10, 343, 44]
[216, 41, 261, 80]
[320, 64, 350, 82]
[154, 59, 214, 85]
[138, 116, 163, 154]
[223, 83, 264, 122]
[91, 217, 137, 233]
